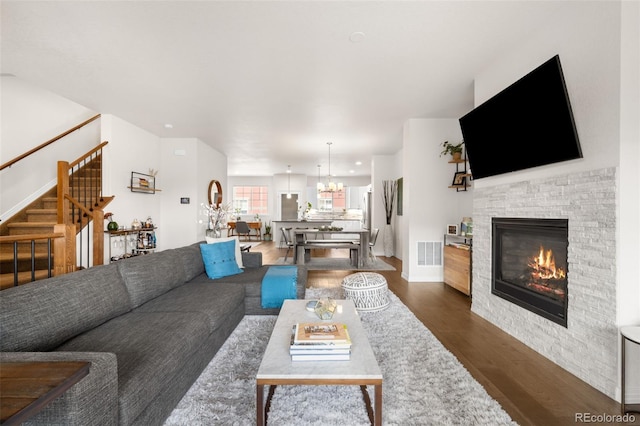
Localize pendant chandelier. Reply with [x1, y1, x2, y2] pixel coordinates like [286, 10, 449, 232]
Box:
[317, 142, 343, 193]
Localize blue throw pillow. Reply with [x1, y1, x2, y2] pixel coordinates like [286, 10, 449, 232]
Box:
[200, 241, 243, 280]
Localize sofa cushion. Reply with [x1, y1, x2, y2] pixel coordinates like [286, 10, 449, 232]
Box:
[134, 281, 245, 334]
[200, 241, 243, 279]
[55, 311, 211, 426]
[117, 249, 186, 308]
[174, 243, 205, 282]
[205, 235, 244, 268]
[0, 263, 131, 351]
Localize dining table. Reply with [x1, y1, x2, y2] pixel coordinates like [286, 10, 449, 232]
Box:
[292, 228, 370, 268]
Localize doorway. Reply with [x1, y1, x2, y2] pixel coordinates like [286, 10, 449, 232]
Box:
[281, 194, 298, 220]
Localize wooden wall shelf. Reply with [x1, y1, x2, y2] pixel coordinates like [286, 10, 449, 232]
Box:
[447, 156, 472, 191]
[129, 171, 160, 193]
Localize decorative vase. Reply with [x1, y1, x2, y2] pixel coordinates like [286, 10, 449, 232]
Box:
[383, 223, 394, 257]
[107, 220, 118, 231]
[206, 222, 222, 238]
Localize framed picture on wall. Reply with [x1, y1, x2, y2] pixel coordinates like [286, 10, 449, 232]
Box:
[452, 172, 466, 186]
[446, 224, 459, 235]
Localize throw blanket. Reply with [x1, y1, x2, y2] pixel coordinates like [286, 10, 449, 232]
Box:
[261, 266, 298, 308]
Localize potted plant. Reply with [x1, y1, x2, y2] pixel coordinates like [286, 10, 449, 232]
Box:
[105, 212, 119, 231]
[440, 140, 464, 160]
[264, 222, 272, 241]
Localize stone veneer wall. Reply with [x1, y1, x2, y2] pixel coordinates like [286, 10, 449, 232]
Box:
[471, 167, 617, 398]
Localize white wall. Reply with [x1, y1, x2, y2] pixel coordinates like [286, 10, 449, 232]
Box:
[0, 76, 98, 221]
[101, 115, 162, 262]
[157, 138, 227, 248]
[400, 119, 472, 282]
[617, 0, 640, 328]
[471, 3, 620, 190]
[196, 140, 228, 240]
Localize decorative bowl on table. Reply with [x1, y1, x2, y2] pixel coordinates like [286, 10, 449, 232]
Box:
[314, 298, 337, 320]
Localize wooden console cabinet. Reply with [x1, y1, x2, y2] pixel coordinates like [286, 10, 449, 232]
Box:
[443, 235, 471, 296]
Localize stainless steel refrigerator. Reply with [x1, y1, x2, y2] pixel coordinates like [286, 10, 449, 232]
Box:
[362, 191, 372, 230]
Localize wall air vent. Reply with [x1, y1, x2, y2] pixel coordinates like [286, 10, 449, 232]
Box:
[417, 241, 442, 266]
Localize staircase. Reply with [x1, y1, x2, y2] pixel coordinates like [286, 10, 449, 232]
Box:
[0, 187, 60, 288]
[1, 156, 113, 289]
[0, 115, 113, 290]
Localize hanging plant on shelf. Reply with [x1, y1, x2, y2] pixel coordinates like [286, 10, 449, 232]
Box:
[440, 140, 464, 160]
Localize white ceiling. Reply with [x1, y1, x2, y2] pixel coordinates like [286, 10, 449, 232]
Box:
[1, 1, 571, 177]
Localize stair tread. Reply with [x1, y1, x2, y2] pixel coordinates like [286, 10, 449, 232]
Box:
[7, 222, 57, 227]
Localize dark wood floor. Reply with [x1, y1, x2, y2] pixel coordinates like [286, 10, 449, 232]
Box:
[254, 241, 638, 426]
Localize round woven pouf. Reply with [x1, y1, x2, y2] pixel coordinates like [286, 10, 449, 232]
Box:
[341, 272, 390, 312]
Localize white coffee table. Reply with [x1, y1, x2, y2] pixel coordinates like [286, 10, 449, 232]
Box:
[256, 299, 383, 425]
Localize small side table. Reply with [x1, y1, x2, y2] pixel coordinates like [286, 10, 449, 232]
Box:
[621, 326, 640, 415]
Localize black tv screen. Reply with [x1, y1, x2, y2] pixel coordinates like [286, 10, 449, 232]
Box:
[459, 55, 582, 179]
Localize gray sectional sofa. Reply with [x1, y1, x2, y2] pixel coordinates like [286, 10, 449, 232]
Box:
[0, 241, 307, 425]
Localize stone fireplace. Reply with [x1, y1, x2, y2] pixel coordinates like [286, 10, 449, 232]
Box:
[472, 167, 618, 399]
[492, 217, 569, 327]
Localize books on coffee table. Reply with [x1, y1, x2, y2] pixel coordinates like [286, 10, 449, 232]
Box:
[294, 322, 350, 344]
[290, 353, 351, 361]
[290, 323, 352, 361]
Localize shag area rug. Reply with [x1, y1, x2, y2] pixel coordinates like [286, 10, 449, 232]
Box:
[274, 257, 396, 271]
[164, 287, 516, 425]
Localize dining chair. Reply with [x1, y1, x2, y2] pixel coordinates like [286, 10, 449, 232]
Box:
[235, 221, 253, 241]
[281, 227, 294, 262]
[368, 228, 380, 261]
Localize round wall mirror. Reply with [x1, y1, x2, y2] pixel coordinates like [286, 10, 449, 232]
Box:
[208, 180, 223, 207]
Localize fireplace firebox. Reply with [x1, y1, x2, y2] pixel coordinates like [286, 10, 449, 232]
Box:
[492, 218, 568, 327]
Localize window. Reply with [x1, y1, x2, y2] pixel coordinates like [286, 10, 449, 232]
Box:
[232, 186, 268, 215]
[317, 190, 346, 211]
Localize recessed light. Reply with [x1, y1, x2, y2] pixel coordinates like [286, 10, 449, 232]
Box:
[349, 170, 355, 174]
[164, 123, 173, 129]
[355, 161, 362, 166]
[349, 32, 366, 43]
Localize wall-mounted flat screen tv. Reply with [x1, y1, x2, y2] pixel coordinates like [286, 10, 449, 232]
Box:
[459, 55, 582, 179]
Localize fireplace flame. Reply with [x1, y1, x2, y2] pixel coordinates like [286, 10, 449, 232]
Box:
[528, 246, 566, 280]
